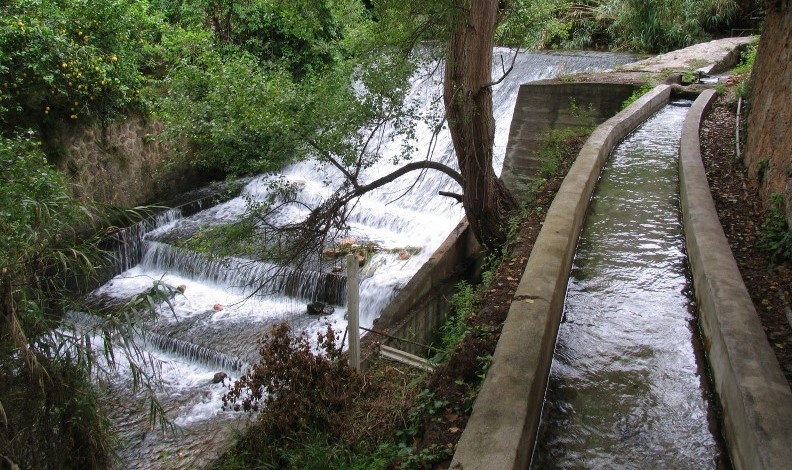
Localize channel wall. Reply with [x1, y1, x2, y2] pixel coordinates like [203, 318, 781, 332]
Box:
[450, 85, 672, 469]
[680, 90, 792, 469]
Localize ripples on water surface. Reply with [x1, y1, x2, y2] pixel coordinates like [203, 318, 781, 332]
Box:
[532, 103, 726, 469]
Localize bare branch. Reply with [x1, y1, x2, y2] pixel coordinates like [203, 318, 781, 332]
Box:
[438, 191, 463, 203]
[306, 140, 358, 186]
[355, 161, 463, 196]
[483, 47, 521, 88]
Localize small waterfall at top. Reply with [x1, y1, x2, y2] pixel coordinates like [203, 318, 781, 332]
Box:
[86, 50, 638, 468]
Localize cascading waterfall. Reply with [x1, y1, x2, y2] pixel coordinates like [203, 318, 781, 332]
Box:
[108, 208, 182, 274]
[89, 50, 638, 468]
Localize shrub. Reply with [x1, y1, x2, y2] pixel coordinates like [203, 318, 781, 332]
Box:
[0, 0, 164, 128]
[758, 193, 792, 263]
[0, 132, 113, 468]
[220, 323, 371, 467]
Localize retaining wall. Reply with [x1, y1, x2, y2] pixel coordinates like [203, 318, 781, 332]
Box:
[679, 89, 792, 469]
[450, 85, 672, 469]
[502, 82, 637, 200]
[361, 220, 481, 363]
[47, 115, 208, 206]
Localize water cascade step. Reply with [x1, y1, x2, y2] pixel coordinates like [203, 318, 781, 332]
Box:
[531, 103, 726, 467]
[88, 51, 639, 468]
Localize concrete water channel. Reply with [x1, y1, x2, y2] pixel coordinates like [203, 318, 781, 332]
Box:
[451, 84, 792, 469]
[531, 101, 726, 468]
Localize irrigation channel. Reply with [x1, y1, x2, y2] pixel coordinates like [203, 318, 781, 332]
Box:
[531, 102, 728, 468]
[74, 51, 637, 467]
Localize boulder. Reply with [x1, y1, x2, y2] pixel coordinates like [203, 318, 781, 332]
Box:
[307, 301, 335, 315]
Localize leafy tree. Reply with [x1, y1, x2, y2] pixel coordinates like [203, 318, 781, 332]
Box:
[155, 0, 537, 249]
[156, 30, 303, 176]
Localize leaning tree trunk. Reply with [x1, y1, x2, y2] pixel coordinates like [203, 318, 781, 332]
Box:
[444, 0, 518, 248]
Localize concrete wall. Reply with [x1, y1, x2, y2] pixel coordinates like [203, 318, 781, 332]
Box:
[502, 82, 637, 201]
[450, 85, 672, 470]
[361, 220, 481, 363]
[679, 89, 792, 470]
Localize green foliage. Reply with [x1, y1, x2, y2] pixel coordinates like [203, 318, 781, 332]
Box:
[152, 0, 420, 178]
[395, 388, 452, 468]
[156, 33, 302, 176]
[0, 0, 164, 128]
[0, 131, 180, 468]
[621, 81, 654, 109]
[0, 349, 116, 469]
[606, 0, 703, 52]
[758, 193, 792, 263]
[496, 0, 569, 48]
[734, 41, 758, 99]
[0, 132, 77, 269]
[432, 281, 478, 363]
[538, 128, 577, 179]
[543, 0, 762, 53]
[282, 437, 400, 470]
[734, 41, 758, 75]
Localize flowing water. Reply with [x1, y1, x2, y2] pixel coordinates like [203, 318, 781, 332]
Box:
[531, 103, 727, 469]
[81, 51, 638, 468]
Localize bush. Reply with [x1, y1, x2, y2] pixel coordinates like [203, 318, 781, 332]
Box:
[220, 323, 373, 467]
[544, 0, 763, 53]
[758, 193, 792, 263]
[0, 131, 177, 468]
[155, 35, 303, 176]
[0, 132, 115, 468]
[0, 0, 164, 128]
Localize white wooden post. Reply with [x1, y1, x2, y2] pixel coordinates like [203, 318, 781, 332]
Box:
[345, 254, 360, 370]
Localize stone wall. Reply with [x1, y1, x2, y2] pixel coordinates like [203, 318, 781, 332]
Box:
[745, 1, 792, 225]
[46, 115, 206, 207]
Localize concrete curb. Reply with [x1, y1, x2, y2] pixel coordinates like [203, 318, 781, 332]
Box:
[450, 85, 671, 469]
[679, 90, 792, 469]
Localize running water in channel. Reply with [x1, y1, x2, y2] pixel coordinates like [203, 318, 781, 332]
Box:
[532, 102, 727, 469]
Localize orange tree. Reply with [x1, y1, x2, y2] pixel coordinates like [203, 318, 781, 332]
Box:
[0, 0, 163, 130]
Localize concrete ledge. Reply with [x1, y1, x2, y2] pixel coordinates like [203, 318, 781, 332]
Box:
[360, 220, 481, 365]
[450, 85, 671, 469]
[502, 82, 637, 200]
[679, 89, 792, 469]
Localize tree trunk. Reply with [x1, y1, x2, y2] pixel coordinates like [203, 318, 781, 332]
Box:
[444, 0, 518, 248]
